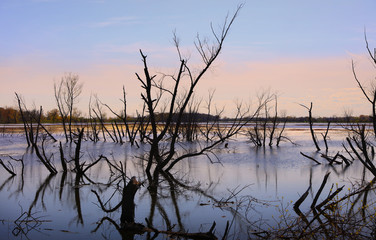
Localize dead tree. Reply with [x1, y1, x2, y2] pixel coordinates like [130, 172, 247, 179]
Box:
[321, 120, 331, 153]
[73, 128, 85, 174]
[15, 93, 31, 147]
[54, 73, 83, 142]
[69, 128, 104, 174]
[275, 111, 288, 147]
[92, 175, 226, 240]
[136, 104, 150, 144]
[135, 5, 249, 177]
[91, 96, 115, 142]
[181, 95, 201, 142]
[346, 124, 376, 176]
[120, 177, 142, 225]
[32, 136, 58, 174]
[246, 92, 272, 147]
[200, 90, 223, 142]
[268, 95, 278, 146]
[352, 56, 376, 135]
[59, 142, 67, 172]
[14, 94, 58, 173]
[87, 95, 100, 142]
[247, 91, 290, 147]
[300, 102, 320, 151]
[91, 177, 142, 227]
[102, 86, 139, 145]
[351, 32, 376, 136]
[14, 101, 56, 144]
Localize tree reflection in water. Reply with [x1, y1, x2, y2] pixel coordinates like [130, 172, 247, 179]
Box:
[4, 129, 368, 239]
[90, 167, 237, 240]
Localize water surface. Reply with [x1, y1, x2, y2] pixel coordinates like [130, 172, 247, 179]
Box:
[0, 123, 372, 239]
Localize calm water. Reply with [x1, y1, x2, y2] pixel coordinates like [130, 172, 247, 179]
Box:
[0, 123, 373, 239]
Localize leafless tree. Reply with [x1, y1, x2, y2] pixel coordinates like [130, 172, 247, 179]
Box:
[275, 110, 288, 147]
[268, 95, 278, 146]
[200, 90, 224, 142]
[91, 95, 115, 142]
[335, 32, 376, 176]
[54, 73, 83, 142]
[15, 93, 31, 147]
[136, 103, 150, 144]
[321, 120, 331, 153]
[343, 122, 376, 176]
[135, 4, 250, 177]
[300, 102, 320, 151]
[247, 92, 269, 147]
[180, 95, 201, 142]
[247, 91, 289, 147]
[352, 32, 376, 137]
[87, 95, 100, 142]
[101, 86, 142, 146]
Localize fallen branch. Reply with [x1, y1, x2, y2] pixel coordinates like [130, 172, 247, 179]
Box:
[294, 186, 310, 210]
[321, 153, 342, 165]
[300, 152, 321, 164]
[316, 185, 344, 210]
[311, 172, 331, 209]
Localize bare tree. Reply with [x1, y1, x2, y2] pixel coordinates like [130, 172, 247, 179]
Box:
[352, 32, 376, 136]
[91, 95, 115, 142]
[345, 124, 376, 176]
[101, 86, 140, 146]
[135, 4, 248, 177]
[87, 95, 100, 142]
[268, 95, 278, 146]
[247, 91, 283, 147]
[300, 102, 320, 151]
[15, 93, 31, 147]
[136, 103, 150, 144]
[200, 90, 222, 142]
[54, 73, 83, 142]
[275, 110, 288, 147]
[321, 120, 331, 153]
[180, 95, 201, 142]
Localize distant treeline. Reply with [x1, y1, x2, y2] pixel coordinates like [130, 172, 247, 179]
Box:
[0, 106, 372, 124]
[234, 115, 373, 124]
[0, 107, 82, 124]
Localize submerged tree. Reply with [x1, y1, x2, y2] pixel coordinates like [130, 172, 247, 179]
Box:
[247, 91, 289, 147]
[352, 32, 376, 136]
[54, 73, 83, 142]
[133, 4, 257, 179]
[300, 102, 320, 151]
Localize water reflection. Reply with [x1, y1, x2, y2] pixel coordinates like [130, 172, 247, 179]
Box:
[0, 130, 375, 239]
[91, 169, 235, 239]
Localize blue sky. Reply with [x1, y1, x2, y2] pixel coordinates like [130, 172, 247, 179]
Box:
[1, 0, 376, 117]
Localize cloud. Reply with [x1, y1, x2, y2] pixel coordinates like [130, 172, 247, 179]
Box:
[92, 16, 141, 28]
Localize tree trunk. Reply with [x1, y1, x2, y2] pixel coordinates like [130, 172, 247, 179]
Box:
[120, 177, 141, 225]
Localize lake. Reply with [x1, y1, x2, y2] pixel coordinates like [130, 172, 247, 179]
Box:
[0, 123, 374, 239]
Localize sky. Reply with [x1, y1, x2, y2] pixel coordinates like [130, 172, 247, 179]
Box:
[1, 0, 376, 117]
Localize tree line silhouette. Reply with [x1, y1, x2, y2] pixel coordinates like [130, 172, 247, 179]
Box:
[0, 105, 372, 124]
